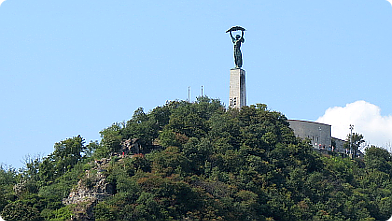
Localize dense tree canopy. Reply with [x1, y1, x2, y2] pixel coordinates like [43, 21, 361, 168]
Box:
[1, 97, 392, 220]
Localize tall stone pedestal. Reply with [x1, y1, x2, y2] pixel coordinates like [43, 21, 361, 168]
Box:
[229, 68, 246, 109]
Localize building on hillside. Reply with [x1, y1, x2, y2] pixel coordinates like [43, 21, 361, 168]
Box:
[331, 136, 346, 153]
[287, 119, 348, 154]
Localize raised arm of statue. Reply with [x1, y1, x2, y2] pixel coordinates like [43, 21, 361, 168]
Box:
[230, 31, 235, 42]
[240, 30, 245, 42]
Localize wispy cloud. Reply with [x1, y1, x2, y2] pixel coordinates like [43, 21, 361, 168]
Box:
[0, 0, 6, 7]
[387, 0, 392, 7]
[316, 100, 392, 148]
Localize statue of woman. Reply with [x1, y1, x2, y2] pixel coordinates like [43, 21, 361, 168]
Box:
[228, 27, 245, 68]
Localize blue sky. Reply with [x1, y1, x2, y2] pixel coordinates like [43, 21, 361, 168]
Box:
[1, 0, 392, 168]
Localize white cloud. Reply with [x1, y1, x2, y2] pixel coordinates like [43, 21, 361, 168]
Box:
[316, 100, 392, 148]
[0, 0, 6, 7]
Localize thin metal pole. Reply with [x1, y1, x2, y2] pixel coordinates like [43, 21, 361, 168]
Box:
[318, 127, 322, 148]
[349, 124, 354, 157]
[188, 86, 191, 102]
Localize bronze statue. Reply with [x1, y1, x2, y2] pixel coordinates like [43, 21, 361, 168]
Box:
[226, 26, 246, 68]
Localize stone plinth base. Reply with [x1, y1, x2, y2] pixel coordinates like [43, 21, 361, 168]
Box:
[229, 68, 246, 109]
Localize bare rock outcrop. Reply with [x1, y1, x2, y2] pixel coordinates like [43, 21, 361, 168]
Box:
[63, 158, 114, 220]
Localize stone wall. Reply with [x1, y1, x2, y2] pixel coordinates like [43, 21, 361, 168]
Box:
[287, 119, 350, 155]
[332, 137, 346, 153]
[288, 120, 331, 148]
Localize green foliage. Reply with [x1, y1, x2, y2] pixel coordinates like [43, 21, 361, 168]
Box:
[85, 140, 100, 158]
[345, 133, 365, 157]
[166, 97, 223, 139]
[364, 145, 392, 174]
[1, 199, 42, 221]
[124, 107, 159, 150]
[41, 205, 73, 221]
[2, 98, 392, 220]
[100, 123, 123, 153]
[94, 201, 118, 221]
[158, 128, 181, 148]
[39, 135, 86, 183]
[91, 101, 392, 220]
[149, 146, 191, 176]
[0, 165, 17, 185]
[0, 165, 17, 212]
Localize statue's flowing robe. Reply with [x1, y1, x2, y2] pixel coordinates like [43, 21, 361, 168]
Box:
[233, 37, 245, 68]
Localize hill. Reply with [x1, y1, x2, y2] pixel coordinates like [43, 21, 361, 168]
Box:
[1, 97, 392, 220]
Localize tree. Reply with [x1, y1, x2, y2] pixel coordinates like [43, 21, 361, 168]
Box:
[0, 165, 17, 212]
[345, 133, 365, 157]
[124, 108, 160, 153]
[166, 97, 224, 139]
[100, 123, 123, 153]
[364, 146, 392, 174]
[39, 135, 86, 182]
[1, 200, 42, 221]
[84, 140, 100, 158]
[149, 146, 191, 176]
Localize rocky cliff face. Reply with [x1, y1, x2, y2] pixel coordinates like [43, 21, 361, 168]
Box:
[63, 158, 114, 221]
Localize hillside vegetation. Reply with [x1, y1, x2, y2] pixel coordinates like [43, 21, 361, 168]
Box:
[1, 97, 392, 220]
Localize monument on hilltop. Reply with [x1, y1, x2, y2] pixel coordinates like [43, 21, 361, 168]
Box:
[227, 26, 246, 109]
